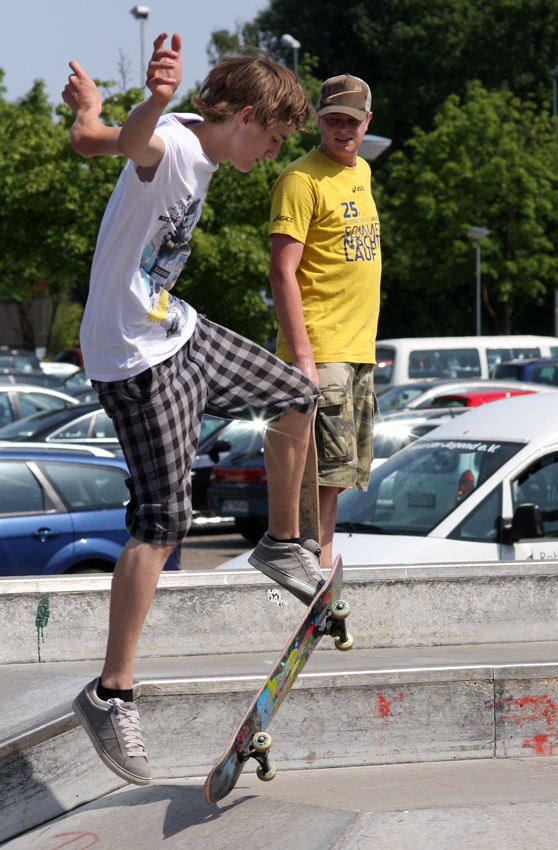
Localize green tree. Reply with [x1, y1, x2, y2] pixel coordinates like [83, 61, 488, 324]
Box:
[0, 73, 142, 350]
[379, 83, 558, 336]
[252, 0, 558, 144]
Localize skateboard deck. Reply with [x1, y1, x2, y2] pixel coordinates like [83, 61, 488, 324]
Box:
[203, 554, 351, 804]
[299, 410, 320, 546]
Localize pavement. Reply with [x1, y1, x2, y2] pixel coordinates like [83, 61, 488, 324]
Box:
[4, 758, 558, 849]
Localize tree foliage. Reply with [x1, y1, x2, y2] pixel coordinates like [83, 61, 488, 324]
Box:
[0, 74, 142, 351]
[252, 0, 558, 144]
[379, 84, 558, 336]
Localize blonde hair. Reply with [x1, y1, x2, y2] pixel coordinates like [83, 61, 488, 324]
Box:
[192, 54, 313, 130]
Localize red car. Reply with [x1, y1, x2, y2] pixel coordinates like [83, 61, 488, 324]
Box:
[431, 389, 535, 408]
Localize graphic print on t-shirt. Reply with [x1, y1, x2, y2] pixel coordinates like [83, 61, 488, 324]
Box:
[340, 199, 380, 263]
[140, 196, 202, 338]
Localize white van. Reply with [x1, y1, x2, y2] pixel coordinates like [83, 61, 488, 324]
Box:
[374, 336, 558, 392]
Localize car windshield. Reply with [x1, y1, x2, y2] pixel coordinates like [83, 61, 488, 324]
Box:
[336, 438, 522, 535]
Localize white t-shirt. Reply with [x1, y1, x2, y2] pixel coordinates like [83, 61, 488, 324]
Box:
[80, 113, 218, 382]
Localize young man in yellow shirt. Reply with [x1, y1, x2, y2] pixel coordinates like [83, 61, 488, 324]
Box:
[267, 74, 382, 566]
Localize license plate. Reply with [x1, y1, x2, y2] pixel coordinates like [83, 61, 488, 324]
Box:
[222, 499, 249, 516]
[408, 491, 436, 508]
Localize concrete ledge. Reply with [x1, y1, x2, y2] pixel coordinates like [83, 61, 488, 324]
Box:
[3, 650, 558, 843]
[3, 561, 558, 664]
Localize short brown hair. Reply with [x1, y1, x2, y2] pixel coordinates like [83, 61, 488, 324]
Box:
[192, 54, 313, 130]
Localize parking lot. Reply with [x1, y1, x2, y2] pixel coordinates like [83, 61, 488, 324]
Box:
[179, 524, 251, 571]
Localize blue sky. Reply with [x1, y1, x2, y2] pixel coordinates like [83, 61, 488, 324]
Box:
[1, 0, 268, 106]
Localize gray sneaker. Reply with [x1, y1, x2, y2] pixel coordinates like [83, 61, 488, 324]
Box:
[73, 678, 152, 786]
[248, 533, 325, 605]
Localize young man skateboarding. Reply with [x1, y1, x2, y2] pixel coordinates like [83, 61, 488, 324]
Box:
[268, 74, 382, 567]
[63, 32, 324, 786]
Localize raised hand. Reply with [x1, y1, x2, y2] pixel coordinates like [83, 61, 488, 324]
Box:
[146, 32, 183, 105]
[62, 60, 103, 118]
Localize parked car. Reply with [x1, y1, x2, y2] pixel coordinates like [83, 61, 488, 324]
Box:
[0, 347, 42, 373]
[51, 348, 84, 368]
[493, 357, 558, 386]
[0, 402, 119, 450]
[192, 417, 267, 517]
[0, 445, 180, 576]
[0, 385, 78, 430]
[376, 378, 553, 414]
[428, 389, 535, 408]
[374, 335, 558, 391]
[207, 415, 449, 541]
[61, 369, 98, 403]
[0, 369, 63, 389]
[218, 392, 558, 569]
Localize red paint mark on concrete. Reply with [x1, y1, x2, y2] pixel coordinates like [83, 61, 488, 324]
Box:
[493, 694, 557, 756]
[50, 833, 99, 850]
[523, 734, 555, 756]
[378, 694, 404, 725]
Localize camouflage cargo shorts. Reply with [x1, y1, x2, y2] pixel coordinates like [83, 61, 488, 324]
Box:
[315, 362, 377, 491]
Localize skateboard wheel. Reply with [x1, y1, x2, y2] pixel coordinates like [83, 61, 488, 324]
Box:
[331, 599, 350, 620]
[334, 632, 354, 652]
[252, 732, 272, 753]
[257, 763, 277, 782]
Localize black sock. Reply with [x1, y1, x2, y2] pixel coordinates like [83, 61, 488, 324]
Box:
[268, 534, 302, 546]
[97, 679, 134, 703]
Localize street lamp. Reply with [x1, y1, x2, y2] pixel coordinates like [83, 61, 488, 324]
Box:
[358, 135, 392, 161]
[130, 6, 150, 88]
[280, 34, 301, 77]
[551, 65, 558, 118]
[468, 227, 490, 337]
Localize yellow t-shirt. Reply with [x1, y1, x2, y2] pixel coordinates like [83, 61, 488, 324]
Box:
[269, 147, 381, 364]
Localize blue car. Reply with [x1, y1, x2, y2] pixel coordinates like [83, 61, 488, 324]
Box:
[0, 445, 180, 576]
[493, 357, 558, 387]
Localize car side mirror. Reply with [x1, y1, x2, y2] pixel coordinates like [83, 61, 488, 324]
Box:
[208, 440, 231, 464]
[502, 503, 545, 545]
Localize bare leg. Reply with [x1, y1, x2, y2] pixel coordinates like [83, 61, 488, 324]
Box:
[264, 408, 313, 539]
[319, 485, 339, 567]
[101, 538, 176, 690]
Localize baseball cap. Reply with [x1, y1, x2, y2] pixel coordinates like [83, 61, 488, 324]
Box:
[316, 74, 372, 121]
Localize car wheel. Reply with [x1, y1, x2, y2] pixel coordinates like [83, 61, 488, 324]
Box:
[234, 518, 267, 543]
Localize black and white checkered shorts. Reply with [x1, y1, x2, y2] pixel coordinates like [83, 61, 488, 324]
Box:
[92, 315, 319, 545]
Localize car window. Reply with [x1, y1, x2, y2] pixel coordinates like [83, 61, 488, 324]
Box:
[449, 487, 502, 542]
[42, 462, 129, 510]
[0, 394, 13, 428]
[408, 349, 481, 380]
[376, 385, 426, 411]
[336, 439, 522, 535]
[532, 366, 558, 387]
[0, 407, 94, 438]
[53, 411, 116, 441]
[19, 392, 69, 418]
[493, 364, 522, 380]
[512, 452, 558, 538]
[199, 416, 228, 444]
[0, 461, 44, 514]
[374, 347, 395, 385]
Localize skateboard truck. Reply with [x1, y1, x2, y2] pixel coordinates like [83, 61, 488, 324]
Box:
[240, 732, 277, 782]
[325, 598, 354, 651]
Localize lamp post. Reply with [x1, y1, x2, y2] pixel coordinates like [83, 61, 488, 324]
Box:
[551, 65, 558, 118]
[130, 6, 150, 88]
[468, 227, 490, 336]
[280, 34, 301, 77]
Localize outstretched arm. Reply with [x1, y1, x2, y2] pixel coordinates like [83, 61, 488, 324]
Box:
[62, 61, 121, 158]
[117, 32, 182, 169]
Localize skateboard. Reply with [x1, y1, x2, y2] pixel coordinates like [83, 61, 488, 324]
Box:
[203, 554, 352, 804]
[299, 410, 321, 546]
